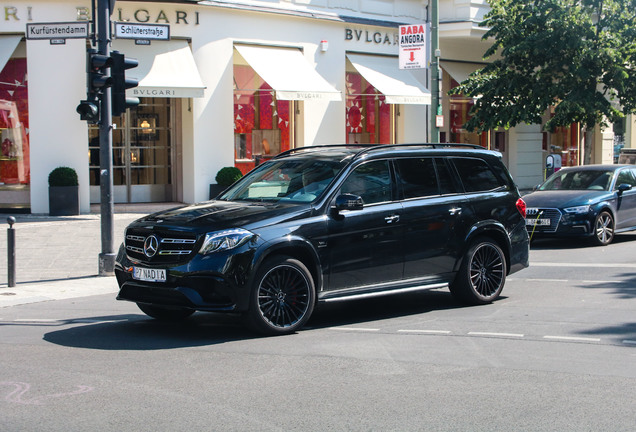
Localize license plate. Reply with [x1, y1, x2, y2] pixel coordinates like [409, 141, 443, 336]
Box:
[526, 218, 551, 226]
[132, 267, 167, 282]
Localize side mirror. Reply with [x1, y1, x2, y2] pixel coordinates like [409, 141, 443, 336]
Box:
[617, 183, 632, 193]
[333, 194, 364, 213]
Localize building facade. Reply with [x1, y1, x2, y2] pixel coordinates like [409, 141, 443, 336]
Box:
[0, 0, 615, 213]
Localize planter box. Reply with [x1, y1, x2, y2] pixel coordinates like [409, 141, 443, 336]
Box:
[49, 185, 80, 216]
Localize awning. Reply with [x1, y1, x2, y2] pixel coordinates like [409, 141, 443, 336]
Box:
[440, 61, 482, 84]
[112, 39, 205, 98]
[0, 35, 21, 72]
[234, 45, 341, 101]
[346, 54, 431, 105]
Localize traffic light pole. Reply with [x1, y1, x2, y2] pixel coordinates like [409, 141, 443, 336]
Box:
[429, 0, 440, 143]
[96, 0, 115, 275]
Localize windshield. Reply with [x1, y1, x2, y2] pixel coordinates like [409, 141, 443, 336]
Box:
[218, 158, 347, 203]
[540, 169, 614, 191]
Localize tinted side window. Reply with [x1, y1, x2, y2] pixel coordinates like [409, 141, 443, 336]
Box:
[435, 158, 460, 195]
[340, 160, 392, 205]
[615, 168, 636, 188]
[395, 158, 439, 199]
[452, 157, 504, 192]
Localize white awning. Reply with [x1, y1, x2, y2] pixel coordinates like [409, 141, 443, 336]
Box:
[234, 45, 341, 101]
[346, 54, 431, 105]
[440, 61, 482, 84]
[112, 39, 205, 98]
[0, 35, 21, 72]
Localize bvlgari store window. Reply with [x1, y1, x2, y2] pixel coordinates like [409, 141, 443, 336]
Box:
[233, 62, 292, 174]
[233, 44, 341, 173]
[345, 67, 395, 145]
[345, 53, 430, 145]
[0, 37, 29, 209]
[88, 97, 175, 203]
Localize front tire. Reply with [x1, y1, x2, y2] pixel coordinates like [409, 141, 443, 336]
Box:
[136, 303, 194, 321]
[245, 255, 315, 335]
[592, 211, 614, 246]
[450, 237, 506, 305]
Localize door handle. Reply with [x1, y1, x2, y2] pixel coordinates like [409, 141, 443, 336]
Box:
[384, 215, 400, 224]
[449, 207, 462, 216]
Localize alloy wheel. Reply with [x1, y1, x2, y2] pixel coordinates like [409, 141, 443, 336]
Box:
[469, 243, 505, 298]
[257, 264, 312, 330]
[595, 211, 614, 245]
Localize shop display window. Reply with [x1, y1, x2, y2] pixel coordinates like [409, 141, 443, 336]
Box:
[542, 115, 579, 167]
[89, 98, 172, 186]
[0, 58, 29, 186]
[233, 64, 291, 174]
[345, 71, 393, 144]
[448, 78, 488, 147]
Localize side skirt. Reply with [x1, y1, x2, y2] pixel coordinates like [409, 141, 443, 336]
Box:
[318, 282, 449, 303]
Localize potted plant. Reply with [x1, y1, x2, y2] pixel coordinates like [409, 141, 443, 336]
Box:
[209, 166, 243, 199]
[48, 166, 80, 216]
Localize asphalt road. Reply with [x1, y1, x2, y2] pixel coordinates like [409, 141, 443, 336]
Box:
[1, 234, 635, 431]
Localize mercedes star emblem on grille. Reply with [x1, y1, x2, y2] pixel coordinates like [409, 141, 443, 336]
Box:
[143, 235, 159, 258]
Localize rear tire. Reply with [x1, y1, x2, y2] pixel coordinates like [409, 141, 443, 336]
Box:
[450, 237, 506, 305]
[136, 303, 194, 321]
[245, 255, 315, 335]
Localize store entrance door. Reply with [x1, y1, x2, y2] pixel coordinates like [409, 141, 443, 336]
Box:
[89, 98, 177, 203]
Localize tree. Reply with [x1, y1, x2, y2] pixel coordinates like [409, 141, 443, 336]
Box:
[451, 0, 636, 163]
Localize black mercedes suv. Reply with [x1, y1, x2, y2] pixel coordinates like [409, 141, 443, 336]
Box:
[115, 144, 529, 335]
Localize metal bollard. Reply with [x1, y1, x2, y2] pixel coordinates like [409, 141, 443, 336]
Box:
[7, 216, 16, 287]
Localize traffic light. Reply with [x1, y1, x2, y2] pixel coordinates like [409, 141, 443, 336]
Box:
[110, 51, 140, 116]
[77, 49, 112, 123]
[87, 49, 113, 98]
[76, 99, 100, 123]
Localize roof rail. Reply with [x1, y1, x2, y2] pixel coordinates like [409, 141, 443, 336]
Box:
[272, 144, 373, 159]
[273, 143, 487, 160]
[351, 143, 486, 158]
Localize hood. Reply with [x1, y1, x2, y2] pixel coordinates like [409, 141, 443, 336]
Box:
[130, 200, 310, 232]
[523, 190, 612, 208]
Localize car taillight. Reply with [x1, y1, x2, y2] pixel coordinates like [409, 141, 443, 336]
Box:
[516, 198, 527, 218]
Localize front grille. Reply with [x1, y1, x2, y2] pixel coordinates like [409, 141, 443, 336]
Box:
[526, 208, 562, 233]
[125, 228, 199, 263]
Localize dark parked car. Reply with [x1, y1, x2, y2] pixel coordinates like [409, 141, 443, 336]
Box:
[523, 164, 636, 245]
[115, 144, 529, 335]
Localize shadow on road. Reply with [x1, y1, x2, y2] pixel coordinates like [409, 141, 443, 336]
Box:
[43, 312, 254, 350]
[42, 289, 468, 350]
[578, 272, 636, 299]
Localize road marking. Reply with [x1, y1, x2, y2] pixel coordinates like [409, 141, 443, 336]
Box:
[13, 319, 60, 323]
[531, 262, 636, 268]
[468, 331, 524, 338]
[397, 329, 451, 334]
[544, 335, 601, 342]
[329, 327, 379, 332]
[517, 278, 568, 282]
[622, 340, 636, 345]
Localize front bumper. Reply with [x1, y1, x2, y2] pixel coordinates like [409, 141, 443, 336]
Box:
[526, 208, 594, 238]
[114, 244, 254, 312]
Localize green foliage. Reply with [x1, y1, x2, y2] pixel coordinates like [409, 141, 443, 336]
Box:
[451, 0, 636, 133]
[215, 166, 243, 187]
[48, 166, 78, 187]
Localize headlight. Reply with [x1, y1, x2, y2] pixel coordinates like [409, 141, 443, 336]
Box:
[199, 228, 254, 254]
[563, 205, 590, 214]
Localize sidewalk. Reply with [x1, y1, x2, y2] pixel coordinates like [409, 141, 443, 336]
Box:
[0, 203, 181, 307]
